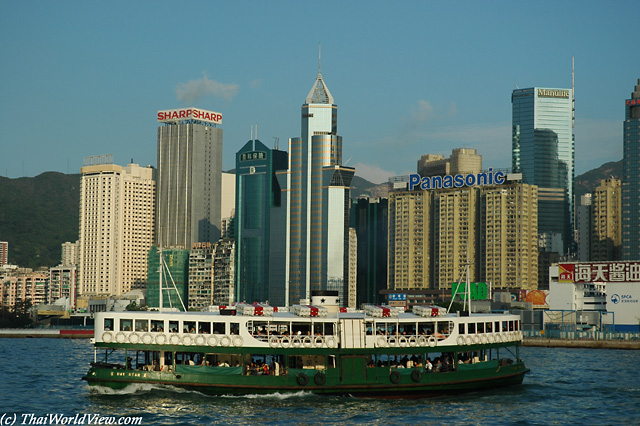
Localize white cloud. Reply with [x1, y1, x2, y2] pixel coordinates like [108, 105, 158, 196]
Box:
[176, 72, 238, 104]
[411, 99, 435, 123]
[353, 162, 396, 184]
[249, 78, 263, 89]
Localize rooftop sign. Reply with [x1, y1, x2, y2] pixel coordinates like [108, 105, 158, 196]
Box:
[408, 169, 505, 191]
[537, 89, 570, 99]
[157, 108, 222, 125]
[558, 262, 640, 284]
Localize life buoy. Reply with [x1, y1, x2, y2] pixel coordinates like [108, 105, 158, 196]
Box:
[487, 334, 494, 344]
[220, 335, 231, 347]
[195, 335, 206, 346]
[473, 335, 481, 345]
[466, 336, 473, 345]
[233, 336, 244, 347]
[314, 372, 327, 386]
[182, 335, 193, 345]
[411, 369, 422, 383]
[387, 336, 398, 347]
[102, 331, 113, 343]
[142, 333, 153, 345]
[115, 332, 126, 344]
[502, 332, 510, 342]
[303, 336, 313, 348]
[129, 332, 140, 344]
[376, 336, 387, 348]
[156, 334, 167, 345]
[480, 334, 488, 344]
[313, 336, 324, 348]
[292, 337, 302, 348]
[418, 336, 428, 347]
[457, 335, 466, 346]
[398, 336, 408, 347]
[297, 373, 309, 386]
[269, 336, 279, 348]
[428, 336, 437, 348]
[281, 336, 291, 348]
[208, 336, 218, 347]
[408, 336, 418, 347]
[325, 336, 337, 348]
[170, 334, 181, 345]
[390, 371, 401, 384]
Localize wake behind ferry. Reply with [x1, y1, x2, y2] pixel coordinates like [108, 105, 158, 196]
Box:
[83, 295, 529, 398]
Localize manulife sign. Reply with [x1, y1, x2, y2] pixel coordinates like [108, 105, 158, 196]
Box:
[452, 282, 488, 300]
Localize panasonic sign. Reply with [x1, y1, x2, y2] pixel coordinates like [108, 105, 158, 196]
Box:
[408, 168, 506, 191]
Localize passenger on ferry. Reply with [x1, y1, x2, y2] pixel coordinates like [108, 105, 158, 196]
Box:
[425, 357, 433, 371]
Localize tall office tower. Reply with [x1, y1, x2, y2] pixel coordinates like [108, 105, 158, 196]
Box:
[213, 239, 235, 306]
[512, 88, 574, 255]
[0, 241, 7, 266]
[353, 197, 388, 306]
[146, 246, 189, 310]
[61, 241, 79, 266]
[235, 139, 288, 305]
[417, 148, 482, 177]
[188, 243, 214, 310]
[479, 182, 538, 290]
[622, 79, 640, 260]
[287, 67, 355, 305]
[591, 178, 621, 261]
[576, 194, 592, 261]
[388, 191, 431, 291]
[79, 162, 155, 296]
[432, 188, 477, 290]
[156, 107, 223, 249]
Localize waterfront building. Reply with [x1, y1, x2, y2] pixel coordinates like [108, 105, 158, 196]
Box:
[79, 162, 155, 297]
[622, 78, 640, 260]
[49, 265, 78, 308]
[0, 271, 49, 308]
[352, 197, 388, 306]
[512, 87, 574, 255]
[576, 194, 592, 262]
[156, 107, 223, 249]
[0, 241, 7, 267]
[479, 182, 538, 290]
[591, 179, 621, 261]
[286, 67, 355, 305]
[146, 246, 189, 310]
[417, 148, 482, 177]
[61, 241, 79, 266]
[187, 243, 214, 311]
[235, 139, 288, 305]
[213, 239, 235, 306]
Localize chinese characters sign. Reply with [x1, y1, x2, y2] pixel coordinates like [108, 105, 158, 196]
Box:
[559, 262, 640, 283]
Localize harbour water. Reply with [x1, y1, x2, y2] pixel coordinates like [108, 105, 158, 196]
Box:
[1, 338, 638, 425]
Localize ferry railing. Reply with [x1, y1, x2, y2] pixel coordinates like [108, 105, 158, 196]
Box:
[523, 329, 640, 341]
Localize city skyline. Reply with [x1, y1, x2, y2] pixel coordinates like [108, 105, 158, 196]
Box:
[1, 2, 639, 183]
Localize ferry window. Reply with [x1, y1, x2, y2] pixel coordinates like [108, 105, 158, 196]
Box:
[291, 322, 311, 336]
[515, 321, 520, 331]
[418, 322, 435, 336]
[477, 322, 485, 333]
[169, 320, 179, 333]
[508, 321, 514, 331]
[458, 323, 465, 335]
[435, 322, 451, 337]
[495, 321, 500, 332]
[104, 318, 114, 331]
[486, 322, 493, 333]
[151, 320, 164, 332]
[230, 323, 239, 335]
[135, 319, 149, 332]
[468, 323, 476, 334]
[399, 323, 416, 336]
[120, 319, 132, 331]
[198, 322, 211, 334]
[212, 322, 225, 334]
[501, 321, 508, 332]
[365, 322, 374, 335]
[324, 323, 335, 335]
[184, 321, 196, 333]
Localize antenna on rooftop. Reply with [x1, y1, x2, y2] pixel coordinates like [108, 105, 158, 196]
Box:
[319, 43, 322, 74]
[273, 137, 279, 150]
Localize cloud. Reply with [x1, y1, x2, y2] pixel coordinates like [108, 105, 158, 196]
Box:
[176, 72, 238, 104]
[411, 100, 435, 123]
[249, 78, 263, 89]
[352, 162, 396, 184]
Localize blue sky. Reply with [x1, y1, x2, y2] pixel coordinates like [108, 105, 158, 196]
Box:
[1, 1, 638, 183]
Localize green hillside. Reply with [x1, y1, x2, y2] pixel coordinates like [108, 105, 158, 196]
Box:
[0, 172, 80, 268]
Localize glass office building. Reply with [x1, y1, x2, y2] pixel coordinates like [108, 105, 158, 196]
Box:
[622, 79, 640, 260]
[235, 139, 288, 305]
[512, 88, 574, 255]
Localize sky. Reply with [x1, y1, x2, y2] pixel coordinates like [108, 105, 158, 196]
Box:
[1, 1, 638, 184]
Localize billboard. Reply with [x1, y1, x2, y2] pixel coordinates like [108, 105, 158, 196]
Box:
[157, 107, 222, 125]
[558, 262, 640, 283]
[607, 282, 640, 328]
[518, 290, 550, 309]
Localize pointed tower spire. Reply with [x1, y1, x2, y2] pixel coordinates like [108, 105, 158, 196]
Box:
[306, 45, 334, 104]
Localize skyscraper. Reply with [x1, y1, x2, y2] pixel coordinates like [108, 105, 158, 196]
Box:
[156, 107, 223, 249]
[591, 179, 621, 261]
[622, 79, 640, 260]
[235, 138, 288, 305]
[286, 67, 355, 305]
[79, 162, 155, 296]
[512, 87, 574, 255]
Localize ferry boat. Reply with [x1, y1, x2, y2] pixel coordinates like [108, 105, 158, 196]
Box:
[82, 296, 529, 398]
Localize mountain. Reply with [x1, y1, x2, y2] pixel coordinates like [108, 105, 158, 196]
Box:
[574, 160, 623, 203]
[0, 172, 80, 268]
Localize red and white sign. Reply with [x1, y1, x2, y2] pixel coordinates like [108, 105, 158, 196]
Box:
[157, 107, 222, 125]
[559, 262, 640, 283]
